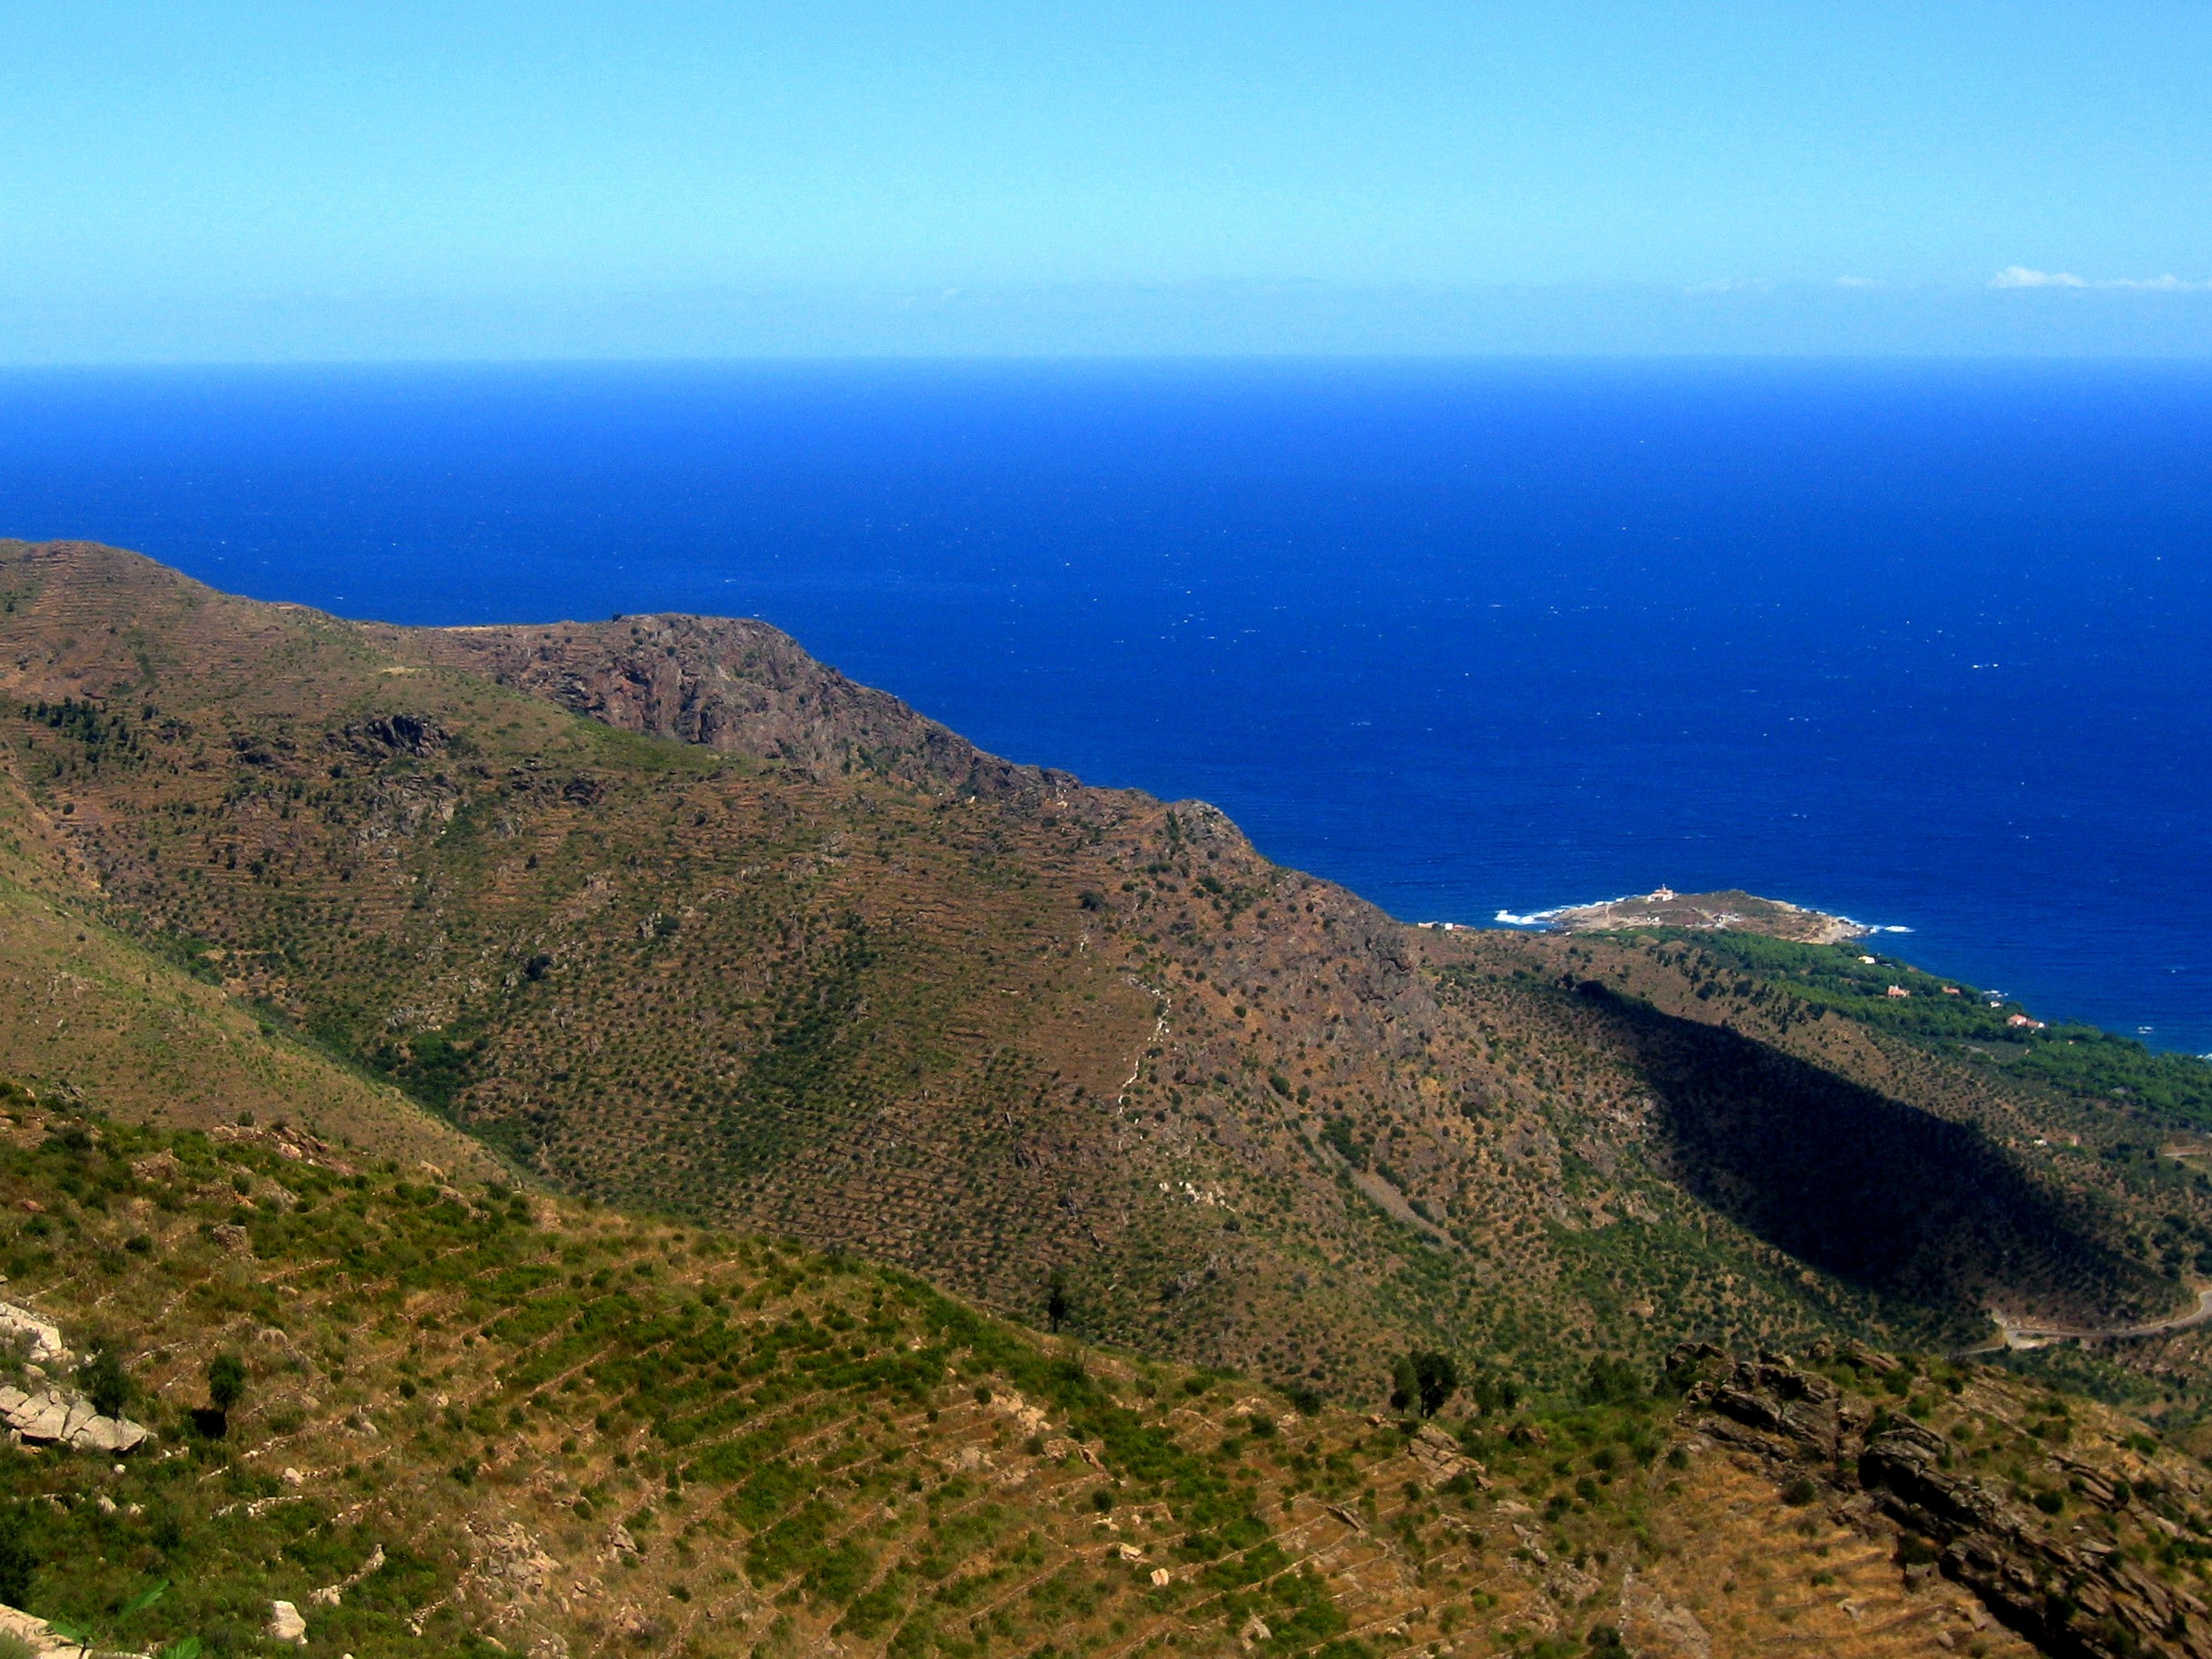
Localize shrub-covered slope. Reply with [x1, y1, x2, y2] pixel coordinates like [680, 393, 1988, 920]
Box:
[17, 1079, 2212, 1659]
[0, 539, 2204, 1395]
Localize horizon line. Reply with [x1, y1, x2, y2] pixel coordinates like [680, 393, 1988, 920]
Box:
[10, 349, 2212, 369]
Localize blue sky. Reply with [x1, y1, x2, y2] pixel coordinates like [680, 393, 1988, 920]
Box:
[5, 2, 2209, 357]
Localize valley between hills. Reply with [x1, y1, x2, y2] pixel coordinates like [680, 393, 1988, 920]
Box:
[5, 537, 2212, 1659]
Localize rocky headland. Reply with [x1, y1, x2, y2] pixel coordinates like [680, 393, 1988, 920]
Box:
[1530, 887, 1873, 945]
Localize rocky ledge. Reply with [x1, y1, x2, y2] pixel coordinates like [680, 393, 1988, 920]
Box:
[0, 1383, 147, 1452]
[1670, 1341, 2212, 1659]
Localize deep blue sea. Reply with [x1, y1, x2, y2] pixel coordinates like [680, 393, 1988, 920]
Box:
[0, 361, 2207, 1052]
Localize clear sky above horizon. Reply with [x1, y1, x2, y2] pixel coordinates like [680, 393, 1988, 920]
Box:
[5, 2, 2210, 358]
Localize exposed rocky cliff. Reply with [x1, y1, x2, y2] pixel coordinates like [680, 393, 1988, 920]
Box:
[384, 611, 1080, 803]
[1676, 1342, 2212, 1659]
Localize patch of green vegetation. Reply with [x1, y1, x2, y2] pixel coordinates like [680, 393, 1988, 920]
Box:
[0, 1079, 1505, 1658]
[1678, 932, 2212, 1123]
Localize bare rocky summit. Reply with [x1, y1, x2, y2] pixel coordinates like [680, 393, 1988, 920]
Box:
[384, 609, 1080, 803]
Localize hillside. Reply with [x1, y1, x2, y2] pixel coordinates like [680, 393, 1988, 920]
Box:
[7, 1080, 2212, 1659]
[2, 539, 2208, 1400]
[0, 689, 502, 1182]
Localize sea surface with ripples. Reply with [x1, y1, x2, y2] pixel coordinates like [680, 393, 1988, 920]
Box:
[3, 359, 2207, 1049]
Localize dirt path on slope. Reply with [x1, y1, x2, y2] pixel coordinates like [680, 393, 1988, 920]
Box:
[1968, 1286, 2212, 1353]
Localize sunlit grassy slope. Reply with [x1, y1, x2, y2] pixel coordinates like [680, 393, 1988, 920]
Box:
[14, 1082, 2178, 1659]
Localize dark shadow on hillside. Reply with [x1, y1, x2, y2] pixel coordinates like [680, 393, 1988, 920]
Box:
[1576, 983, 2169, 1327]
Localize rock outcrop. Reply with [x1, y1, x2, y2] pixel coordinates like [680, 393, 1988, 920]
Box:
[0, 1598, 92, 1659]
[1670, 1342, 2212, 1659]
[0, 1596, 153, 1658]
[391, 612, 1083, 806]
[1862, 1418, 2211, 1659]
[0, 1301, 66, 1365]
[1406, 1421, 1488, 1491]
[0, 1383, 148, 1452]
[269, 1599, 308, 1644]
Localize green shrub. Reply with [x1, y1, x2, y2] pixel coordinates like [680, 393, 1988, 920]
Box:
[0, 1508, 33, 1605]
[81, 1346, 133, 1419]
[208, 1351, 247, 1413]
[1388, 1351, 1458, 1418]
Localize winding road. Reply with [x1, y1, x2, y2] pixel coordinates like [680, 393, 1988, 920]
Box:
[1968, 1286, 2212, 1354]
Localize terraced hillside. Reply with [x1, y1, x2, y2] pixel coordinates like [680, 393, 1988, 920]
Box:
[12, 1078, 2212, 1659]
[0, 539, 2205, 1397]
[0, 694, 501, 1181]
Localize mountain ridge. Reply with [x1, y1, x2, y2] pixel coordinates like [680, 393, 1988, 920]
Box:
[1, 538, 2206, 1402]
[372, 610, 1080, 806]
